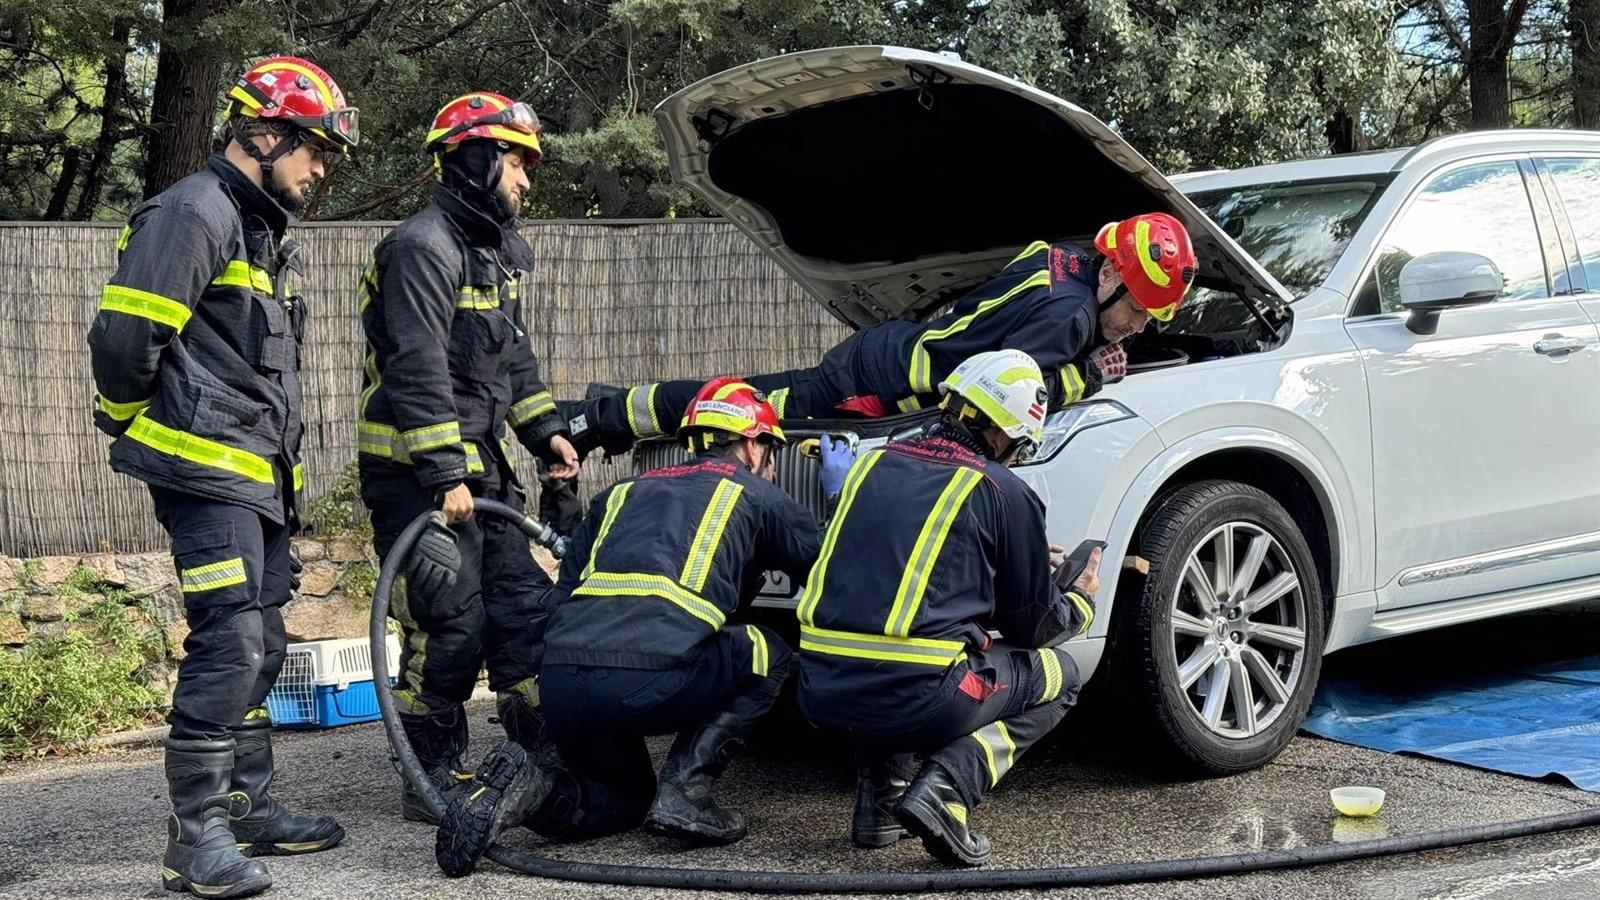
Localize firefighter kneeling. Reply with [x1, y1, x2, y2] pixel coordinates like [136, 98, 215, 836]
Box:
[433, 378, 823, 875]
[795, 348, 1101, 867]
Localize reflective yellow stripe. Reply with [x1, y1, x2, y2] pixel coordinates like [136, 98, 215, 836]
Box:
[1037, 649, 1063, 705]
[971, 720, 1017, 787]
[181, 557, 248, 593]
[98, 394, 152, 422]
[244, 707, 270, 720]
[572, 572, 726, 630]
[1067, 590, 1094, 634]
[401, 421, 462, 455]
[945, 802, 969, 825]
[509, 391, 557, 427]
[885, 467, 983, 637]
[1060, 364, 1086, 405]
[100, 284, 191, 331]
[126, 416, 274, 484]
[116, 225, 132, 251]
[909, 270, 1050, 392]
[746, 625, 769, 676]
[456, 286, 500, 310]
[292, 463, 305, 493]
[1134, 218, 1171, 288]
[680, 480, 744, 592]
[210, 259, 274, 294]
[896, 395, 924, 414]
[358, 261, 378, 314]
[797, 450, 884, 626]
[626, 384, 662, 438]
[768, 388, 790, 418]
[1008, 241, 1050, 267]
[582, 482, 632, 580]
[356, 421, 483, 474]
[798, 624, 967, 667]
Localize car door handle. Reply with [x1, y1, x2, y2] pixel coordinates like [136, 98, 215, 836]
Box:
[1534, 336, 1586, 356]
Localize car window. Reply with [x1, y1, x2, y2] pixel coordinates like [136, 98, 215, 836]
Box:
[1353, 160, 1548, 316]
[1545, 158, 1600, 292]
[1186, 179, 1381, 299]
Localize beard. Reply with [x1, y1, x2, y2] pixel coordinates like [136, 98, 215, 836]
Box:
[266, 168, 307, 213]
[488, 185, 521, 223]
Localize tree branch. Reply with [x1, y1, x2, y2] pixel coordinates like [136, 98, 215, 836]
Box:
[399, 0, 512, 54]
[1428, 0, 1469, 58]
[328, 164, 433, 219]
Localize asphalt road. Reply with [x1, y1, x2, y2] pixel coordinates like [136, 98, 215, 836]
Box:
[5, 604, 1600, 900]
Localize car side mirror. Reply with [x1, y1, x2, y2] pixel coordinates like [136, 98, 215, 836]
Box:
[1399, 251, 1503, 336]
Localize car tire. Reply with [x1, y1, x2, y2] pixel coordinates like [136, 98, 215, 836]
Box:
[1111, 479, 1327, 775]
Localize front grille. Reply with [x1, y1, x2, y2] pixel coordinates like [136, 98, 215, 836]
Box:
[633, 436, 827, 521]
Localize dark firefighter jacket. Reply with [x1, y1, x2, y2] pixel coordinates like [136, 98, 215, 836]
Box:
[794, 433, 1093, 728]
[544, 457, 823, 670]
[357, 186, 565, 491]
[88, 154, 307, 524]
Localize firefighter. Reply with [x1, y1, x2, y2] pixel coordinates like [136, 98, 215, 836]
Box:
[559, 213, 1197, 458]
[86, 57, 356, 897]
[356, 91, 580, 825]
[793, 349, 1103, 867]
[432, 379, 826, 876]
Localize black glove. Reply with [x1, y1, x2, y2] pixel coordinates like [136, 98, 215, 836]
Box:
[407, 512, 461, 598]
[288, 545, 304, 593]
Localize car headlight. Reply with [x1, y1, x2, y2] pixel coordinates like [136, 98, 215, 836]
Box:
[1019, 401, 1136, 466]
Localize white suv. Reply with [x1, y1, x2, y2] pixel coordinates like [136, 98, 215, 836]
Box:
[647, 45, 1600, 773]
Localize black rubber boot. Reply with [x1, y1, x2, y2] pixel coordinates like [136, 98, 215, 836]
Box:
[435, 741, 553, 877]
[400, 708, 471, 825]
[852, 753, 914, 849]
[228, 716, 345, 856]
[643, 712, 747, 845]
[162, 738, 273, 898]
[519, 765, 587, 841]
[893, 763, 991, 867]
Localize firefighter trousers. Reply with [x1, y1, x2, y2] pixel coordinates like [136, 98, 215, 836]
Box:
[534, 623, 790, 839]
[850, 643, 1081, 811]
[364, 472, 553, 721]
[151, 485, 293, 742]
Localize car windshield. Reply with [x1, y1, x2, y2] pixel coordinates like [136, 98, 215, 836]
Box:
[1186, 177, 1385, 299]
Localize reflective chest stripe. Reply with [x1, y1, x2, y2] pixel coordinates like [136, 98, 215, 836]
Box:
[680, 479, 744, 592]
[456, 286, 501, 310]
[798, 624, 967, 668]
[797, 450, 884, 626]
[884, 467, 984, 637]
[908, 267, 1050, 393]
[210, 259, 274, 294]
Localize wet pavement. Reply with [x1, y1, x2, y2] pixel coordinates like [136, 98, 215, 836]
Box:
[5, 604, 1600, 899]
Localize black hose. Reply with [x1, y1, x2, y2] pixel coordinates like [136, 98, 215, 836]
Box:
[372, 501, 1600, 893]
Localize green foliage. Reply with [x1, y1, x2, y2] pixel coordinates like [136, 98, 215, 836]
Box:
[340, 561, 377, 603]
[0, 0, 1588, 221]
[0, 591, 165, 759]
[307, 459, 368, 540]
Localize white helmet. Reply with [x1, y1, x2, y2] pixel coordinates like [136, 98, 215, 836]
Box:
[938, 349, 1049, 455]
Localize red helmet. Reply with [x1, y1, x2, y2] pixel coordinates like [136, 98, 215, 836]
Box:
[425, 92, 542, 162]
[227, 56, 358, 150]
[677, 378, 786, 449]
[1094, 212, 1198, 321]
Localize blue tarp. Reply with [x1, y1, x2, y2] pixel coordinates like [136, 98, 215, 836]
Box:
[1302, 653, 1600, 791]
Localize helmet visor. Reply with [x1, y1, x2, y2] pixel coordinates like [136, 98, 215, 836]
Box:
[287, 107, 359, 148]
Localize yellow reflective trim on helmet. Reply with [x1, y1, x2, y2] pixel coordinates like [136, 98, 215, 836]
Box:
[995, 366, 1040, 386]
[712, 381, 752, 401]
[1098, 222, 1117, 250]
[251, 60, 337, 110]
[1134, 218, 1171, 288]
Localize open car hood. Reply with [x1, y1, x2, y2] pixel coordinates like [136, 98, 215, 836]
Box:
[655, 45, 1291, 328]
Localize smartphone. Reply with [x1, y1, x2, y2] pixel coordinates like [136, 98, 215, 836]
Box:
[1054, 539, 1107, 592]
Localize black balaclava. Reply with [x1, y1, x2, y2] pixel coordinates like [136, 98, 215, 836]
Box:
[439, 139, 518, 223]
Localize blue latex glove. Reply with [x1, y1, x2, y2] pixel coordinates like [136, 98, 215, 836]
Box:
[819, 436, 856, 500]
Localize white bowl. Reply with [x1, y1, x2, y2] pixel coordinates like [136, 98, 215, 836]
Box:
[1330, 786, 1386, 817]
